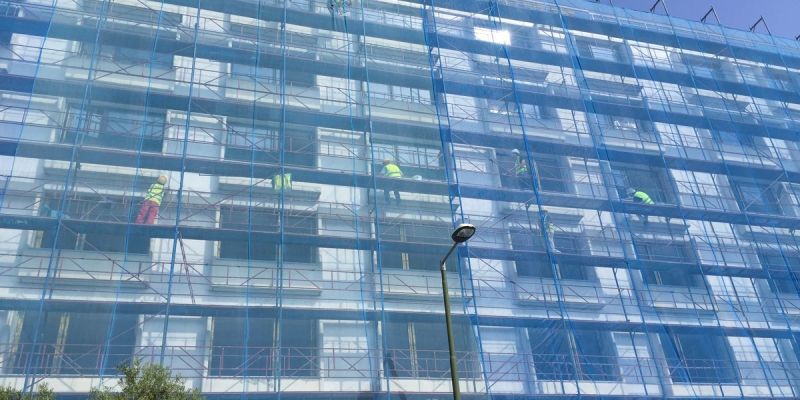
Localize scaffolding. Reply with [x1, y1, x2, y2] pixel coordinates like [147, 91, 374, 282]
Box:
[1, 0, 800, 398]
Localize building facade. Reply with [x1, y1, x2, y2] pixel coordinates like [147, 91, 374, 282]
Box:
[1, 0, 800, 397]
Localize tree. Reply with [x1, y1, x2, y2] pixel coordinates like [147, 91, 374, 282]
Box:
[0, 384, 55, 400]
[90, 359, 203, 400]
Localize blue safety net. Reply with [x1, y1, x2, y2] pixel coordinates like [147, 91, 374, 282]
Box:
[1, 0, 800, 398]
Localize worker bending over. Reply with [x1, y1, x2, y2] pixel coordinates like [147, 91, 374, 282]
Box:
[627, 188, 654, 225]
[381, 159, 403, 205]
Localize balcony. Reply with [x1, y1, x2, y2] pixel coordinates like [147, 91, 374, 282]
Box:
[16, 248, 151, 287]
[377, 269, 471, 300]
[514, 277, 610, 309]
[638, 285, 715, 312]
[210, 259, 323, 294]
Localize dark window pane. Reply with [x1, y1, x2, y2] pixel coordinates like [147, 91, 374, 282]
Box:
[516, 257, 554, 278]
[529, 328, 576, 380]
[210, 317, 274, 377]
[573, 330, 619, 381]
[14, 312, 135, 375]
[661, 332, 739, 384]
[280, 319, 318, 377]
[643, 270, 703, 288]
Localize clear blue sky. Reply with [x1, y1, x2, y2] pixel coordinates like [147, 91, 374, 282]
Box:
[606, 0, 797, 39]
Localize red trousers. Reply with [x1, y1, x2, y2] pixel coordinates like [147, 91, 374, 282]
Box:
[135, 200, 160, 224]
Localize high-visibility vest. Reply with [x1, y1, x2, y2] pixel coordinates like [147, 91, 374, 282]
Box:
[144, 182, 165, 205]
[515, 157, 528, 175]
[383, 163, 403, 178]
[273, 173, 292, 191]
[633, 190, 654, 205]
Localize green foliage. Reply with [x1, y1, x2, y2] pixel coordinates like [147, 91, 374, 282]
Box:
[90, 359, 203, 400]
[0, 384, 55, 400]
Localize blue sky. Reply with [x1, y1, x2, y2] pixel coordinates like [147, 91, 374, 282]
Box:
[606, 0, 797, 39]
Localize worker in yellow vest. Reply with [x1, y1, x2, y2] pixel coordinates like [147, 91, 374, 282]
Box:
[381, 159, 403, 205]
[272, 173, 292, 191]
[542, 210, 560, 254]
[627, 188, 654, 225]
[135, 175, 167, 224]
[512, 149, 531, 190]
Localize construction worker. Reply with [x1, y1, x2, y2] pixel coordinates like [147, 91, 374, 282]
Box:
[272, 173, 292, 191]
[135, 175, 167, 224]
[542, 210, 560, 254]
[328, 0, 350, 16]
[627, 188, 654, 225]
[381, 159, 403, 205]
[512, 149, 530, 190]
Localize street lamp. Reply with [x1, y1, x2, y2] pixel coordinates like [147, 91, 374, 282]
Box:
[439, 223, 476, 400]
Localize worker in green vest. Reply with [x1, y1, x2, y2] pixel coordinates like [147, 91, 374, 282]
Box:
[272, 173, 292, 191]
[136, 175, 167, 224]
[512, 149, 531, 190]
[381, 159, 403, 205]
[542, 210, 560, 254]
[627, 188, 654, 225]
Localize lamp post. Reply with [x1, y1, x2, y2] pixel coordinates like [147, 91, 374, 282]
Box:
[439, 223, 476, 400]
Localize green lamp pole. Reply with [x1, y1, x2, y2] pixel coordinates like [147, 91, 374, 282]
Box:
[439, 223, 477, 400]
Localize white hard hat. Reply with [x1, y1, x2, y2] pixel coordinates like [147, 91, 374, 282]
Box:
[512, 149, 520, 155]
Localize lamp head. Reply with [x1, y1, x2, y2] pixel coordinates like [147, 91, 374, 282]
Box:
[451, 223, 476, 243]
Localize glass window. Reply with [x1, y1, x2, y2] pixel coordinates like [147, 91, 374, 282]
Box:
[38, 193, 150, 254]
[379, 222, 449, 271]
[758, 251, 800, 295]
[510, 224, 545, 252]
[14, 312, 136, 375]
[175, 56, 223, 86]
[529, 328, 619, 381]
[210, 317, 274, 376]
[559, 263, 593, 281]
[643, 270, 704, 288]
[62, 105, 164, 152]
[210, 317, 317, 377]
[634, 240, 696, 264]
[730, 180, 781, 214]
[534, 155, 569, 193]
[219, 207, 318, 263]
[281, 319, 319, 377]
[661, 332, 739, 384]
[577, 40, 619, 62]
[224, 126, 314, 167]
[537, 26, 567, 54]
[573, 330, 620, 381]
[385, 321, 478, 378]
[516, 258, 553, 278]
[629, 42, 678, 70]
[226, 125, 277, 151]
